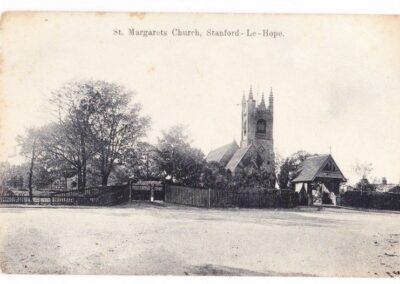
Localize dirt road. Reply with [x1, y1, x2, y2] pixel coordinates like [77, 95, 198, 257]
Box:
[0, 203, 399, 277]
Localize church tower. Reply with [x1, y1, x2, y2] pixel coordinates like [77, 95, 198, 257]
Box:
[241, 86, 274, 172]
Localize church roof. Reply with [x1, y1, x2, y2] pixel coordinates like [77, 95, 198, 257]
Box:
[225, 144, 254, 173]
[292, 154, 346, 183]
[206, 140, 239, 166]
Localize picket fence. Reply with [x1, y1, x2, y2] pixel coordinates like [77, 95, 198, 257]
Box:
[164, 185, 298, 209]
[0, 185, 130, 206]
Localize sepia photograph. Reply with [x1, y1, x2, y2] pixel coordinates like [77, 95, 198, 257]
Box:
[0, 11, 399, 278]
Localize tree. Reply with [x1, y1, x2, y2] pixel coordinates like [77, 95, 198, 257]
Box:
[50, 82, 98, 190]
[124, 142, 161, 181]
[155, 125, 205, 186]
[17, 128, 42, 202]
[0, 161, 11, 188]
[48, 80, 150, 188]
[88, 81, 150, 185]
[201, 162, 232, 190]
[277, 158, 292, 189]
[352, 161, 374, 192]
[353, 161, 373, 180]
[39, 122, 88, 190]
[277, 150, 315, 189]
[230, 165, 275, 191]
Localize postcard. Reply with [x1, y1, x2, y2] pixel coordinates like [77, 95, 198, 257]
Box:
[0, 12, 399, 277]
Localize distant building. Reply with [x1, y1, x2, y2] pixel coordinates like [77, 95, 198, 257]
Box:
[206, 86, 275, 174]
[375, 178, 400, 194]
[291, 154, 347, 205]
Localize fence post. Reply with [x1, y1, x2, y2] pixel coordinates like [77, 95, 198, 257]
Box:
[150, 185, 154, 202]
[208, 188, 211, 209]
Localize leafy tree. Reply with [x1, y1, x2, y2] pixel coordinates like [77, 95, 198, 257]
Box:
[277, 158, 292, 189]
[124, 142, 161, 181]
[201, 162, 232, 190]
[32, 164, 56, 190]
[88, 81, 150, 185]
[354, 177, 375, 192]
[155, 125, 205, 186]
[230, 166, 275, 191]
[48, 80, 150, 188]
[0, 163, 29, 190]
[277, 150, 315, 189]
[0, 161, 11, 188]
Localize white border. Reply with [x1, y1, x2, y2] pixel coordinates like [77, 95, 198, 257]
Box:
[0, 0, 400, 14]
[0, 1, 399, 284]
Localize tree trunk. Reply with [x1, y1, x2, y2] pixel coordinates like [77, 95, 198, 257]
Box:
[101, 175, 109, 186]
[82, 159, 87, 189]
[101, 164, 112, 186]
[28, 149, 35, 203]
[77, 167, 83, 191]
[80, 134, 87, 190]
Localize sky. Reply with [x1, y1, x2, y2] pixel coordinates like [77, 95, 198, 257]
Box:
[1, 13, 400, 185]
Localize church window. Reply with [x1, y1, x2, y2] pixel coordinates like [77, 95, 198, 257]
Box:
[243, 120, 247, 135]
[256, 119, 266, 134]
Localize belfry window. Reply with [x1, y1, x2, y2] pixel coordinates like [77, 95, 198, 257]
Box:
[256, 119, 266, 134]
[243, 120, 247, 135]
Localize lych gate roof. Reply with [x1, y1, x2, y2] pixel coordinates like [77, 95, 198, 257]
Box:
[292, 154, 346, 183]
[206, 140, 239, 166]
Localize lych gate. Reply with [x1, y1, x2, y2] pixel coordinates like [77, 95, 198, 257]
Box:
[291, 154, 346, 206]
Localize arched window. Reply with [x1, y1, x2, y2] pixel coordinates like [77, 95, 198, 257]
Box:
[243, 120, 247, 135]
[256, 119, 266, 134]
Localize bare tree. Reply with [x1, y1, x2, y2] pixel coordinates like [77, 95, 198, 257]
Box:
[353, 161, 373, 179]
[352, 161, 373, 192]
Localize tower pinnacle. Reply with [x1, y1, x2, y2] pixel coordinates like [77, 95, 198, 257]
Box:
[259, 92, 266, 108]
[248, 86, 254, 100]
[269, 88, 274, 111]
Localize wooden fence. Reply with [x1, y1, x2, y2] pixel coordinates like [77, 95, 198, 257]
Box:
[165, 185, 298, 209]
[339, 191, 400, 211]
[0, 194, 52, 205]
[0, 185, 130, 206]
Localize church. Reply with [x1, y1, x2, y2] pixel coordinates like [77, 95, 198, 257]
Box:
[206, 87, 275, 174]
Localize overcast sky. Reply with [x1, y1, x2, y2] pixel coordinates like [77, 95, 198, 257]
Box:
[1, 13, 399, 185]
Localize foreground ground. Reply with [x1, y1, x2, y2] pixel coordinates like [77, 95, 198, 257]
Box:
[0, 203, 399, 277]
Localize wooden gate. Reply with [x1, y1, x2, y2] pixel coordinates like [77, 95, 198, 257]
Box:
[130, 183, 165, 202]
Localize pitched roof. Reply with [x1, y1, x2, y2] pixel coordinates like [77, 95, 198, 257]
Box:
[292, 154, 346, 183]
[225, 145, 254, 173]
[206, 140, 239, 166]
